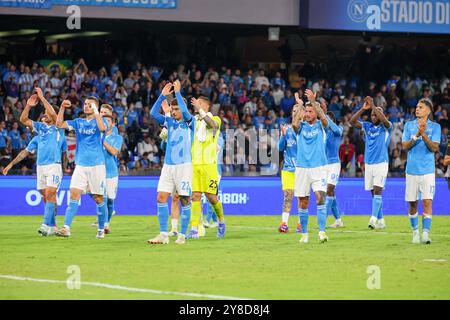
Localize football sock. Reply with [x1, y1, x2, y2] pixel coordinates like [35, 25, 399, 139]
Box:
[180, 204, 191, 236]
[422, 214, 432, 233]
[317, 204, 327, 232]
[377, 197, 384, 220]
[106, 198, 114, 223]
[211, 200, 224, 222]
[299, 208, 309, 234]
[190, 201, 202, 229]
[157, 203, 169, 233]
[331, 197, 341, 220]
[171, 219, 178, 231]
[64, 199, 79, 228]
[206, 203, 218, 223]
[372, 195, 382, 219]
[43, 202, 55, 226]
[409, 212, 419, 230]
[281, 212, 289, 224]
[325, 196, 333, 217]
[96, 202, 107, 230]
[50, 203, 57, 227]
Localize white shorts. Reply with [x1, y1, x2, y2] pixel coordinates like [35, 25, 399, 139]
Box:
[70, 164, 106, 195]
[405, 173, 436, 202]
[106, 176, 119, 200]
[294, 166, 328, 197]
[364, 162, 388, 191]
[36, 163, 62, 190]
[157, 163, 192, 197]
[326, 163, 341, 186]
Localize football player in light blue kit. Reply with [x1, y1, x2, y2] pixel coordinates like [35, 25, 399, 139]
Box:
[350, 96, 392, 230]
[148, 80, 194, 245]
[2, 136, 61, 230]
[56, 96, 109, 238]
[277, 102, 300, 233]
[203, 132, 224, 229]
[402, 98, 441, 244]
[292, 89, 330, 244]
[324, 110, 344, 228]
[100, 104, 123, 234]
[19, 88, 68, 236]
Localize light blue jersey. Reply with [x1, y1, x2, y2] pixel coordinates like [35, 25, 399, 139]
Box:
[402, 119, 441, 175]
[326, 116, 343, 164]
[150, 92, 194, 165]
[32, 121, 67, 166]
[103, 132, 123, 179]
[361, 121, 392, 165]
[296, 121, 328, 168]
[25, 136, 39, 153]
[66, 117, 108, 166]
[217, 133, 224, 175]
[278, 125, 297, 172]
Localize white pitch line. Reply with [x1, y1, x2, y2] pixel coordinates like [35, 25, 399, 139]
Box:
[423, 259, 447, 262]
[0, 275, 252, 300]
[228, 225, 450, 238]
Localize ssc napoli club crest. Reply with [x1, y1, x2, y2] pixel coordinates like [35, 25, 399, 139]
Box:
[347, 0, 369, 23]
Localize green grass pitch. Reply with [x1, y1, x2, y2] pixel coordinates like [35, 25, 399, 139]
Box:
[1, 215, 449, 300]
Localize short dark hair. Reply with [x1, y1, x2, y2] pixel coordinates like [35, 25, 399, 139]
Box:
[418, 98, 433, 112]
[86, 96, 100, 107]
[171, 97, 188, 106]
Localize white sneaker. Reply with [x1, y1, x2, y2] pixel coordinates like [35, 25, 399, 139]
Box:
[329, 219, 344, 228]
[203, 221, 210, 228]
[422, 232, 432, 245]
[412, 229, 420, 244]
[375, 220, 386, 230]
[168, 230, 178, 237]
[209, 222, 218, 229]
[299, 233, 309, 244]
[318, 231, 329, 243]
[96, 230, 105, 239]
[147, 233, 169, 244]
[175, 235, 186, 245]
[368, 217, 377, 230]
[198, 224, 206, 237]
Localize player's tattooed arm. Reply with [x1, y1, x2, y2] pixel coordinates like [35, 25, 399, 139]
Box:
[35, 87, 58, 123]
[20, 94, 39, 129]
[350, 96, 371, 129]
[2, 149, 30, 175]
[292, 104, 305, 133]
[305, 89, 328, 128]
[56, 100, 71, 129]
[191, 97, 219, 131]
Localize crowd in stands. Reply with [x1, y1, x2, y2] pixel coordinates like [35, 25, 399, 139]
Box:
[1, 48, 449, 177]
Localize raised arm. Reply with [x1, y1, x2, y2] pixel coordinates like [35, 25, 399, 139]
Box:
[191, 97, 218, 131]
[292, 104, 305, 134]
[326, 115, 343, 136]
[350, 96, 371, 129]
[278, 125, 287, 151]
[35, 87, 57, 123]
[151, 83, 172, 125]
[371, 103, 391, 129]
[92, 105, 106, 132]
[173, 80, 191, 122]
[20, 94, 39, 129]
[56, 100, 71, 129]
[305, 89, 328, 128]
